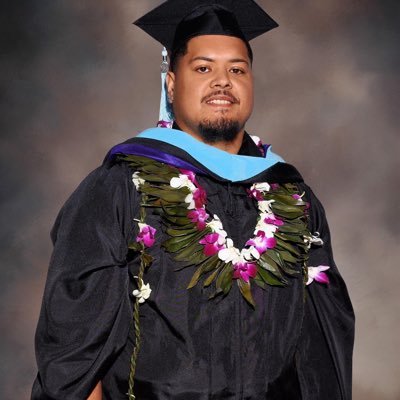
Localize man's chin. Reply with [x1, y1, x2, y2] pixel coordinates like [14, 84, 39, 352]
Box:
[198, 118, 241, 144]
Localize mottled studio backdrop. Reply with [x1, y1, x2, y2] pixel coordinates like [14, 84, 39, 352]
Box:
[1, 0, 399, 399]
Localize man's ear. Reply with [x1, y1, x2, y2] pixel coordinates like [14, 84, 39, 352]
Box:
[166, 71, 175, 103]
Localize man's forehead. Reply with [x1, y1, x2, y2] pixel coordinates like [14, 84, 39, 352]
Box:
[185, 35, 251, 62]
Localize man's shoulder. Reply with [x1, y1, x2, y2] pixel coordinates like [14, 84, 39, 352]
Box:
[58, 157, 134, 216]
[253, 161, 304, 185]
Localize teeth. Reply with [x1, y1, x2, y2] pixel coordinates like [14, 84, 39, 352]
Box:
[207, 99, 232, 105]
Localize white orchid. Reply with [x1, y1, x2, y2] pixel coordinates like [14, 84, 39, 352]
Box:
[184, 193, 196, 209]
[218, 246, 241, 264]
[255, 215, 278, 237]
[170, 174, 196, 191]
[250, 135, 262, 146]
[306, 265, 330, 285]
[132, 172, 145, 190]
[304, 232, 324, 248]
[206, 215, 227, 238]
[258, 200, 275, 213]
[241, 246, 260, 261]
[251, 182, 271, 193]
[132, 278, 152, 303]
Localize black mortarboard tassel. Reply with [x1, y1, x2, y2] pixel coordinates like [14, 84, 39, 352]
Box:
[134, 0, 279, 51]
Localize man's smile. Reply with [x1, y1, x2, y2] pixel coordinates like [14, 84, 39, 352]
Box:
[203, 91, 239, 107]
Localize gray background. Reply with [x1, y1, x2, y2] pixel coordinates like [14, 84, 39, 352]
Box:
[1, 0, 399, 398]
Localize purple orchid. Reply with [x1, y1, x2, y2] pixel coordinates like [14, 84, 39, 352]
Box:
[264, 214, 284, 227]
[157, 120, 173, 128]
[247, 187, 264, 201]
[179, 169, 196, 183]
[193, 186, 207, 209]
[233, 262, 257, 283]
[270, 183, 280, 190]
[292, 193, 310, 210]
[136, 223, 157, 248]
[306, 265, 330, 285]
[199, 233, 225, 256]
[246, 230, 277, 253]
[188, 208, 209, 230]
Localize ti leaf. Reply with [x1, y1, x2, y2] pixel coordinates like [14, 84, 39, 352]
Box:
[142, 252, 154, 268]
[238, 280, 255, 308]
[257, 267, 285, 287]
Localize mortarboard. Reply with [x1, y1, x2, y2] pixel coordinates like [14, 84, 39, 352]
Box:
[133, 0, 278, 127]
[134, 0, 278, 52]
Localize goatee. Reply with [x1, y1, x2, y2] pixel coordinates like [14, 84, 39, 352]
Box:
[198, 118, 241, 144]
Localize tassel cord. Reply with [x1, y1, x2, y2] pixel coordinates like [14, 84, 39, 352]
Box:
[127, 204, 148, 399]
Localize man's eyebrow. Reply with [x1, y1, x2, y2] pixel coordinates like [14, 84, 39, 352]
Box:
[229, 58, 249, 65]
[190, 56, 249, 65]
[190, 56, 214, 63]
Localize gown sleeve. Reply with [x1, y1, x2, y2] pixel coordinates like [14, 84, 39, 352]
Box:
[296, 185, 355, 400]
[31, 161, 138, 400]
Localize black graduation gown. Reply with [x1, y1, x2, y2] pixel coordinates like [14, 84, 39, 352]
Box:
[32, 134, 354, 400]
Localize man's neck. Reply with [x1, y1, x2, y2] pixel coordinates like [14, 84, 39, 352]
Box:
[204, 132, 245, 154]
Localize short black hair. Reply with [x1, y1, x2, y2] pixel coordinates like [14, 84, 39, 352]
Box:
[170, 36, 254, 72]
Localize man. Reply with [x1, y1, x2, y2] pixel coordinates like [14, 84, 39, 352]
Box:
[32, 1, 355, 399]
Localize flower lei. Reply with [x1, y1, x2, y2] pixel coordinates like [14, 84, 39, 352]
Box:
[120, 155, 321, 307]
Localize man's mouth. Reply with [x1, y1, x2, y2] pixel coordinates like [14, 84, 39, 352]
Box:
[206, 98, 234, 105]
[203, 92, 238, 106]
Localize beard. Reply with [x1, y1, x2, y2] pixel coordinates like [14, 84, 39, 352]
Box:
[198, 117, 241, 144]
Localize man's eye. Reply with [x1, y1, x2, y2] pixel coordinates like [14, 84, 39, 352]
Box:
[196, 66, 210, 73]
[230, 68, 244, 74]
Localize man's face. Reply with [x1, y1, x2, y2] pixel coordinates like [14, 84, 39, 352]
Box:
[166, 35, 254, 143]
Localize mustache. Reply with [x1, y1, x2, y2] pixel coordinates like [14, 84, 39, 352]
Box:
[201, 90, 239, 104]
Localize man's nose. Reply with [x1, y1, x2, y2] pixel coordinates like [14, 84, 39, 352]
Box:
[210, 69, 232, 89]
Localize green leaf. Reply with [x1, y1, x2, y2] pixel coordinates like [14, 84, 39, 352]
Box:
[138, 173, 174, 184]
[166, 227, 198, 237]
[275, 238, 300, 256]
[269, 194, 298, 206]
[163, 215, 191, 226]
[278, 249, 299, 263]
[162, 205, 190, 217]
[140, 163, 174, 174]
[187, 267, 205, 289]
[173, 251, 206, 270]
[120, 155, 157, 166]
[173, 245, 204, 261]
[280, 262, 299, 276]
[260, 254, 279, 271]
[253, 276, 266, 290]
[162, 230, 204, 253]
[187, 255, 220, 289]
[216, 263, 233, 294]
[273, 210, 304, 221]
[203, 265, 223, 287]
[278, 223, 306, 234]
[142, 252, 154, 268]
[238, 280, 255, 308]
[141, 186, 189, 203]
[275, 232, 305, 245]
[259, 255, 287, 282]
[266, 250, 299, 277]
[266, 249, 285, 268]
[257, 267, 285, 286]
[128, 242, 142, 252]
[208, 288, 224, 300]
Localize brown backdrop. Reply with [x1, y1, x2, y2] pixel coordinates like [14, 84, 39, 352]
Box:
[1, 1, 399, 399]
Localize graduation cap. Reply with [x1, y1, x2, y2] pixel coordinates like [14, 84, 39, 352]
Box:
[133, 0, 278, 127]
[134, 0, 279, 52]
